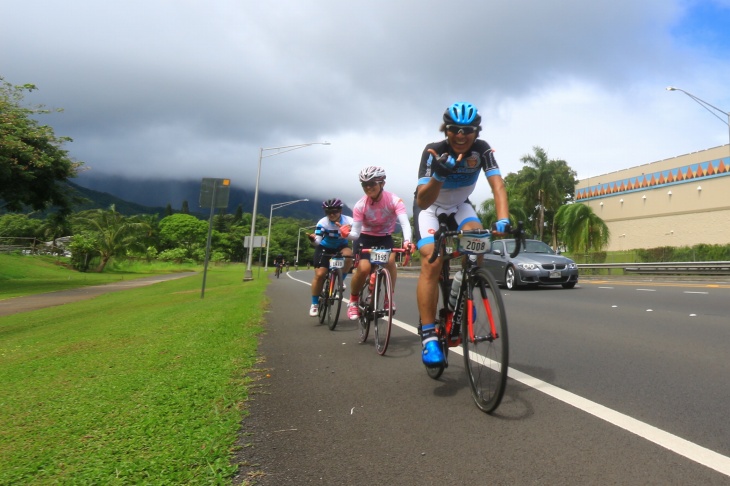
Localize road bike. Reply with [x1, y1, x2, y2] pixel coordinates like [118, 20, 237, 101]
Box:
[420, 219, 525, 413]
[317, 251, 351, 330]
[356, 247, 411, 355]
[274, 263, 282, 279]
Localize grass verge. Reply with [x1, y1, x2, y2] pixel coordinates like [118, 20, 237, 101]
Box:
[0, 264, 267, 485]
[0, 254, 201, 299]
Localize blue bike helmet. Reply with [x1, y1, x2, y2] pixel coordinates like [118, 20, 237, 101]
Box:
[443, 102, 481, 126]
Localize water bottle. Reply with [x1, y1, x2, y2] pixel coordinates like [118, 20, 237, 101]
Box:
[448, 270, 463, 310]
[369, 272, 376, 293]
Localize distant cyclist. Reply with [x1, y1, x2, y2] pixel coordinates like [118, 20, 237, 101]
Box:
[273, 254, 285, 266]
[414, 102, 510, 367]
[308, 198, 354, 317]
[342, 166, 414, 320]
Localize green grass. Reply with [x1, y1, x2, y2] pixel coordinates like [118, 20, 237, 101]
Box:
[0, 254, 201, 299]
[0, 263, 268, 485]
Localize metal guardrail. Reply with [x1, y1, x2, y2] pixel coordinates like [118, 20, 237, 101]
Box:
[578, 261, 730, 275]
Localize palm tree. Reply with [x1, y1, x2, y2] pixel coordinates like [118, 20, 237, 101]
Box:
[516, 146, 565, 242]
[38, 211, 71, 255]
[72, 205, 144, 272]
[554, 203, 610, 254]
[478, 187, 528, 230]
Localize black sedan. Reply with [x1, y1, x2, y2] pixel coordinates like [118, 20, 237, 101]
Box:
[481, 239, 579, 290]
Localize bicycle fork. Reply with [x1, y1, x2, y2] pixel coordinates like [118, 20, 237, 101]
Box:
[466, 280, 499, 344]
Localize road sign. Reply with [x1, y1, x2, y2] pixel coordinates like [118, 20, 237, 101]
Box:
[199, 178, 231, 208]
[244, 236, 267, 248]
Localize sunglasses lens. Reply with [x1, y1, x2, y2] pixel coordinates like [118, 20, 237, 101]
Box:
[447, 125, 476, 135]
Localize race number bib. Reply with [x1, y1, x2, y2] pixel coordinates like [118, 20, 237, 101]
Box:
[370, 249, 390, 264]
[459, 233, 490, 254]
[330, 257, 345, 269]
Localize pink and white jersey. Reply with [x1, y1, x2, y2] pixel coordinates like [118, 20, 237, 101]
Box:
[352, 190, 407, 236]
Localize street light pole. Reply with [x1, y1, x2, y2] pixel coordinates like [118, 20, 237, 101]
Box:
[666, 86, 730, 150]
[243, 142, 330, 281]
[265, 199, 309, 271]
[297, 225, 316, 268]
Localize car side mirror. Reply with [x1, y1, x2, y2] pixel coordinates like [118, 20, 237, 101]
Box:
[492, 249, 503, 256]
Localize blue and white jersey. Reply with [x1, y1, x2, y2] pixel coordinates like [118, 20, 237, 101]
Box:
[417, 139, 501, 210]
[314, 214, 353, 249]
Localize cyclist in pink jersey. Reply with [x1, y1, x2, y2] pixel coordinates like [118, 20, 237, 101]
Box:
[340, 166, 415, 320]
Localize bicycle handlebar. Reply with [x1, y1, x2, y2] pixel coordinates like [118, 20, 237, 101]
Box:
[428, 221, 526, 264]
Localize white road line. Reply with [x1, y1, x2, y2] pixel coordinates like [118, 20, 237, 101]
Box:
[685, 291, 709, 295]
[287, 273, 730, 477]
[636, 288, 657, 292]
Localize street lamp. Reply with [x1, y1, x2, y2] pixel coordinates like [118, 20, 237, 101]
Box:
[265, 199, 309, 271]
[296, 225, 316, 268]
[244, 142, 330, 281]
[666, 86, 730, 149]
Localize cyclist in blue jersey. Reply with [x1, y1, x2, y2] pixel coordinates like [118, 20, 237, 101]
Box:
[414, 102, 510, 367]
[308, 198, 354, 317]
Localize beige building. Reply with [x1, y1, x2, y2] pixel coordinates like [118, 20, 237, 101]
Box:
[575, 144, 730, 251]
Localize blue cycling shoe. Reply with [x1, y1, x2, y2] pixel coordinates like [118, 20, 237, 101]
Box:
[422, 340, 445, 367]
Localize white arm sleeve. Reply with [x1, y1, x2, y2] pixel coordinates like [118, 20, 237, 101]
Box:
[398, 213, 412, 244]
[348, 221, 362, 241]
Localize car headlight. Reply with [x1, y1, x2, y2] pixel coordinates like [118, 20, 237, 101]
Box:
[517, 263, 537, 270]
[567, 263, 577, 269]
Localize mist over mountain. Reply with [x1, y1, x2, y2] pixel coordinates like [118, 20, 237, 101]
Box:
[72, 173, 336, 220]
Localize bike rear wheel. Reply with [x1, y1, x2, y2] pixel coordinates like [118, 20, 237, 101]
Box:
[373, 269, 393, 355]
[462, 268, 509, 414]
[357, 280, 371, 343]
[326, 270, 343, 330]
[318, 274, 331, 325]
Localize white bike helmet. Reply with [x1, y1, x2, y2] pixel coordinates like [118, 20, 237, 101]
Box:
[359, 166, 386, 182]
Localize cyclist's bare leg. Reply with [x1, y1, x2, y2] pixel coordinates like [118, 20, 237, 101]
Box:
[341, 247, 354, 275]
[349, 258, 371, 299]
[311, 267, 327, 299]
[416, 243, 442, 325]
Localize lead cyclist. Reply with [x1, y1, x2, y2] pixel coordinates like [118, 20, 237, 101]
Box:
[414, 102, 510, 367]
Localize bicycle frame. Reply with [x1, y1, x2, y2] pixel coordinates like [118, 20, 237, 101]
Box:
[421, 221, 524, 412]
[356, 247, 411, 355]
[318, 250, 352, 330]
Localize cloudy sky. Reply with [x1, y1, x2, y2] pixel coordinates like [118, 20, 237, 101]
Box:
[3, 0, 730, 211]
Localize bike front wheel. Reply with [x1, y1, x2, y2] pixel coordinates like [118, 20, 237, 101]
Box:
[373, 269, 393, 355]
[462, 268, 509, 414]
[318, 274, 331, 325]
[357, 281, 371, 343]
[326, 270, 343, 330]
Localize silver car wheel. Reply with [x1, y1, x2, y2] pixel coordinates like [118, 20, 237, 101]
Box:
[505, 266, 516, 290]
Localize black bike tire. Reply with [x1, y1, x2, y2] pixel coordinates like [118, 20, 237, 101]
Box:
[327, 270, 343, 330]
[357, 280, 371, 343]
[318, 273, 330, 325]
[462, 268, 509, 414]
[373, 268, 393, 355]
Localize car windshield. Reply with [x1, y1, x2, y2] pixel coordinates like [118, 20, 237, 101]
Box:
[505, 240, 555, 255]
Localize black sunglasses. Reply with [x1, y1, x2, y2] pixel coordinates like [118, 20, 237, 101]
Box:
[361, 180, 382, 188]
[325, 209, 342, 215]
[446, 125, 478, 135]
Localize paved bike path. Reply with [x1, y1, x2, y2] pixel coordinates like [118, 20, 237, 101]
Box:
[0, 272, 197, 317]
[233, 271, 727, 485]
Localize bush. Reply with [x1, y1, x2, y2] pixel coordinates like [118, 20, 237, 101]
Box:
[157, 248, 194, 264]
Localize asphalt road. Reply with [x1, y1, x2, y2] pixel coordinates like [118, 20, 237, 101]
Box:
[234, 270, 730, 485]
